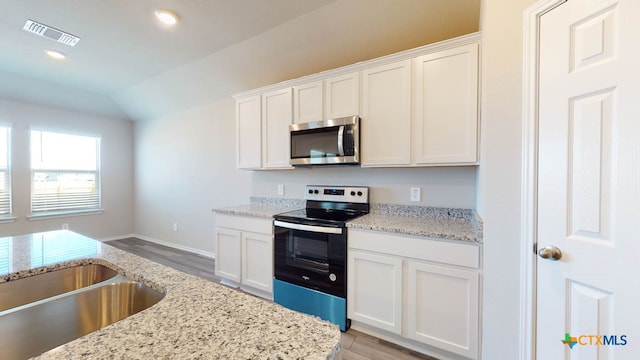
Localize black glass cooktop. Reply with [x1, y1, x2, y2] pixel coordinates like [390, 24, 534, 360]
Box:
[274, 200, 369, 227]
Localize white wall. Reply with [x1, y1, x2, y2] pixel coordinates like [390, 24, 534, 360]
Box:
[252, 167, 476, 208]
[0, 99, 134, 239]
[477, 0, 537, 359]
[133, 98, 252, 254]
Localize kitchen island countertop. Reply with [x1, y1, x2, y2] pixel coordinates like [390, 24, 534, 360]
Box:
[0, 230, 341, 360]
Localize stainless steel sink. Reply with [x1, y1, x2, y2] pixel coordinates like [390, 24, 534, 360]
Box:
[0, 280, 164, 360]
[0, 263, 118, 312]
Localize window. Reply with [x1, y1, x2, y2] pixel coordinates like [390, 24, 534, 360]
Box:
[0, 237, 10, 276]
[0, 126, 11, 218]
[30, 130, 101, 216]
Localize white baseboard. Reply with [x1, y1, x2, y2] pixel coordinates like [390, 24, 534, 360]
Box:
[102, 233, 215, 259]
[99, 234, 135, 242]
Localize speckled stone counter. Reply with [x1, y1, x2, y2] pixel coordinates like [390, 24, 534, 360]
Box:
[211, 197, 304, 218]
[0, 230, 341, 359]
[347, 204, 483, 243]
[213, 198, 483, 243]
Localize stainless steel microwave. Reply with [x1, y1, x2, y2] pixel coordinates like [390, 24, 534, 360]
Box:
[289, 116, 360, 166]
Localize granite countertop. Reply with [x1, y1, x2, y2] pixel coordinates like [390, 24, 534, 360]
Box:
[212, 197, 305, 218]
[214, 198, 483, 243]
[348, 204, 483, 243]
[0, 230, 341, 360]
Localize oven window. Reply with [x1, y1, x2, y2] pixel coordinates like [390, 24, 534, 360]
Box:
[286, 231, 329, 273]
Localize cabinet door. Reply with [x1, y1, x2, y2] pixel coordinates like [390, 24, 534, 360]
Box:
[262, 88, 293, 169]
[361, 60, 412, 167]
[407, 261, 479, 359]
[324, 72, 360, 119]
[241, 232, 273, 293]
[348, 250, 403, 334]
[214, 228, 241, 283]
[293, 81, 323, 124]
[413, 43, 479, 165]
[236, 95, 262, 169]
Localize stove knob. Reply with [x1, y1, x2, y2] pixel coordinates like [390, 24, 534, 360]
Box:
[350, 191, 356, 196]
[314, 190, 319, 194]
[308, 189, 313, 194]
[357, 191, 363, 196]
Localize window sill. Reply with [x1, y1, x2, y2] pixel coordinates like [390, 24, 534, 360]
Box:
[0, 216, 17, 224]
[28, 209, 104, 221]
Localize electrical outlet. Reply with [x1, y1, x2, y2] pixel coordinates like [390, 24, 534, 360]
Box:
[410, 187, 421, 202]
[277, 184, 284, 196]
[173, 223, 178, 232]
[61, 223, 69, 230]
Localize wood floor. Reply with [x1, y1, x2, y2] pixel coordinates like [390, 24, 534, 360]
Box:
[106, 237, 437, 360]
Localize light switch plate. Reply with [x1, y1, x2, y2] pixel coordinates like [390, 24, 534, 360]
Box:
[277, 184, 284, 196]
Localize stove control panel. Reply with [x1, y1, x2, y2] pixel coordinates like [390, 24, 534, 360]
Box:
[305, 185, 369, 203]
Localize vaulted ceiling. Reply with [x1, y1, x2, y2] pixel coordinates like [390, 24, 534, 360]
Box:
[0, 0, 480, 121]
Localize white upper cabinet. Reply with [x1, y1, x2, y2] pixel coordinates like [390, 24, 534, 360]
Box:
[233, 33, 481, 170]
[324, 72, 360, 119]
[293, 81, 324, 124]
[412, 43, 479, 165]
[360, 60, 412, 167]
[261, 87, 293, 169]
[236, 95, 262, 169]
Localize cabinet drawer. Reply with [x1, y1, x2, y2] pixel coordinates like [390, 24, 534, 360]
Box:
[348, 229, 479, 269]
[215, 214, 273, 234]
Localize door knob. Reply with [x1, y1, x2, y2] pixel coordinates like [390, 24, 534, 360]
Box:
[538, 245, 562, 260]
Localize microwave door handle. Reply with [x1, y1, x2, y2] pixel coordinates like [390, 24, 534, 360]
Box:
[274, 220, 343, 235]
[337, 125, 345, 156]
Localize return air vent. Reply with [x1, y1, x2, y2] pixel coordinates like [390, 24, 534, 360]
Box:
[23, 20, 80, 47]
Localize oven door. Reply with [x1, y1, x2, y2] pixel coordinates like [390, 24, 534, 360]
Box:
[273, 220, 346, 298]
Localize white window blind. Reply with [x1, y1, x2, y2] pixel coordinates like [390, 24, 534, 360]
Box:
[0, 126, 11, 217]
[30, 130, 101, 215]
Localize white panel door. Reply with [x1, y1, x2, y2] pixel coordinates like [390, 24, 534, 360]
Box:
[293, 81, 323, 124]
[348, 250, 403, 334]
[412, 44, 479, 165]
[407, 261, 478, 359]
[236, 95, 262, 169]
[214, 228, 241, 283]
[324, 72, 360, 119]
[241, 232, 273, 293]
[261, 87, 293, 169]
[537, 1, 640, 358]
[361, 60, 411, 167]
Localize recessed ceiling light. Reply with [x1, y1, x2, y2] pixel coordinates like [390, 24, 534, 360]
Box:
[154, 9, 179, 26]
[44, 49, 66, 60]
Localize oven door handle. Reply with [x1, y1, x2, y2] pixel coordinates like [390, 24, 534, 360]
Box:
[274, 220, 343, 235]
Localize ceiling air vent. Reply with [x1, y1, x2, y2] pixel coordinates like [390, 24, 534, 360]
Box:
[23, 20, 80, 47]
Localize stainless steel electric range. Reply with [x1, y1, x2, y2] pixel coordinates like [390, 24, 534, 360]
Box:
[273, 185, 369, 331]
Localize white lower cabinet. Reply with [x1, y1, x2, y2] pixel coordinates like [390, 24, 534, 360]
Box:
[241, 232, 273, 293]
[348, 250, 403, 334]
[348, 229, 480, 360]
[406, 261, 479, 359]
[215, 228, 242, 283]
[214, 214, 273, 299]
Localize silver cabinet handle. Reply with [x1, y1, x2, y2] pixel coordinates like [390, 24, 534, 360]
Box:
[274, 220, 343, 235]
[538, 245, 562, 261]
